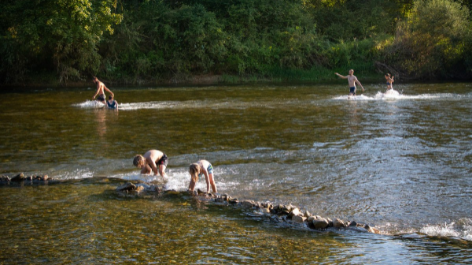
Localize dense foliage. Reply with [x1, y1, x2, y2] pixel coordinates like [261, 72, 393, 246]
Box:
[1, 0, 471, 84]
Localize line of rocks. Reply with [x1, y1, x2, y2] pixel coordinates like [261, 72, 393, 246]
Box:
[116, 182, 380, 234]
[1, 173, 51, 182]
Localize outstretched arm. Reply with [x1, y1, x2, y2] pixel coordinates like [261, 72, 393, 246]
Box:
[103, 86, 114, 98]
[335, 73, 347, 79]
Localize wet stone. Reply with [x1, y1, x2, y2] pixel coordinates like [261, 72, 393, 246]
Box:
[0, 176, 10, 182]
[214, 197, 225, 203]
[291, 215, 306, 223]
[11, 173, 25, 182]
[312, 217, 329, 229]
[290, 207, 301, 217]
[116, 182, 136, 192]
[240, 200, 256, 209]
[333, 218, 347, 228]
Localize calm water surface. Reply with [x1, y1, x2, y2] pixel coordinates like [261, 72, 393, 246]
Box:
[1, 82, 472, 263]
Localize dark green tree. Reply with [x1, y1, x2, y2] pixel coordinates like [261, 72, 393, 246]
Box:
[0, 0, 122, 83]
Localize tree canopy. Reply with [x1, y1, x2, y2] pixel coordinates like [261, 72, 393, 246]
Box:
[1, 0, 471, 84]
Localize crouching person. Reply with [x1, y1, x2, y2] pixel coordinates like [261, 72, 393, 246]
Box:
[133, 149, 168, 179]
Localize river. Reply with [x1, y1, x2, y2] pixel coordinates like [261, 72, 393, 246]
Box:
[1, 82, 471, 263]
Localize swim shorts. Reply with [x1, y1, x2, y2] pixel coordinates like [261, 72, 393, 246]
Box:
[157, 154, 168, 167]
[207, 164, 213, 174]
[349, 87, 356, 95]
[199, 164, 214, 178]
[97, 94, 105, 101]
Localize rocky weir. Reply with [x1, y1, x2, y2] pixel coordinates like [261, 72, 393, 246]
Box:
[1, 173, 50, 182]
[116, 181, 381, 235]
[1, 174, 380, 235]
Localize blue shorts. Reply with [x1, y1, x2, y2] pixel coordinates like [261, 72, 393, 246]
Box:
[349, 87, 356, 95]
[199, 164, 213, 178]
[207, 164, 213, 174]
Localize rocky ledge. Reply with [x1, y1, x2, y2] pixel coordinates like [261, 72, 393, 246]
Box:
[1, 173, 51, 183]
[116, 182, 381, 234]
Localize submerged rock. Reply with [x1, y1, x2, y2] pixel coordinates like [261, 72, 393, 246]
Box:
[0, 176, 11, 182]
[240, 200, 257, 209]
[11, 173, 25, 182]
[2, 173, 50, 182]
[116, 182, 136, 192]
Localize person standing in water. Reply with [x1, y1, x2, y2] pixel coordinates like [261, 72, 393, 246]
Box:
[385, 73, 394, 91]
[106, 95, 118, 110]
[335, 69, 364, 96]
[92, 76, 114, 104]
[188, 160, 217, 194]
[133, 150, 168, 179]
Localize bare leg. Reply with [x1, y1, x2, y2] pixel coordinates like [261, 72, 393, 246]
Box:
[159, 164, 168, 179]
[209, 173, 217, 193]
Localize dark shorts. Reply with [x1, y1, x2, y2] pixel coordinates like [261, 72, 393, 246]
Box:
[157, 154, 168, 167]
[349, 87, 356, 95]
[97, 94, 105, 101]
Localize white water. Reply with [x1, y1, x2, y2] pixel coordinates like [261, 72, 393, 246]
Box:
[73, 91, 468, 111]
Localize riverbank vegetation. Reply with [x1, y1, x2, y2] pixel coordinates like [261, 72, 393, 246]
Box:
[1, 0, 471, 85]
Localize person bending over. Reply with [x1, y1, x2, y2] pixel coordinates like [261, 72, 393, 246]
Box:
[188, 160, 217, 194]
[92, 76, 114, 104]
[133, 150, 168, 179]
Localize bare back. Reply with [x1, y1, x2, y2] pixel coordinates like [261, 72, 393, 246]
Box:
[96, 81, 107, 95]
[144, 150, 164, 165]
[197, 160, 211, 171]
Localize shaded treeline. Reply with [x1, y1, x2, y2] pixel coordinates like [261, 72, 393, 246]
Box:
[1, 0, 471, 85]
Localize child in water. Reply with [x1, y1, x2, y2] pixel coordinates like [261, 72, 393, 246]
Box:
[133, 150, 168, 179]
[385, 73, 394, 90]
[107, 95, 118, 110]
[188, 160, 217, 194]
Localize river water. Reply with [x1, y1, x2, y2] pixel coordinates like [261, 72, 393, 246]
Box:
[1, 82, 471, 263]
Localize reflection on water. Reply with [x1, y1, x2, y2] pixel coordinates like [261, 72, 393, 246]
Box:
[0, 83, 472, 263]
